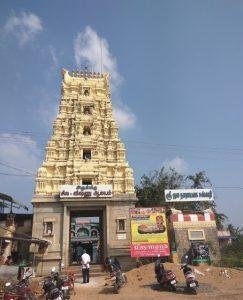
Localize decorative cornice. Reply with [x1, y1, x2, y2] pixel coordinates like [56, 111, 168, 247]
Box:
[172, 221, 216, 229]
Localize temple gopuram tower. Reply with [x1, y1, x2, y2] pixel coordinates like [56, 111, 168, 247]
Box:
[31, 69, 137, 274]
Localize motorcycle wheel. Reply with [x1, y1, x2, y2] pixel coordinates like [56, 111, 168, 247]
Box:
[191, 287, 197, 295]
[30, 293, 37, 300]
[169, 284, 177, 292]
[19, 292, 37, 300]
[54, 296, 64, 300]
[113, 283, 120, 294]
[55, 295, 64, 300]
[62, 289, 70, 299]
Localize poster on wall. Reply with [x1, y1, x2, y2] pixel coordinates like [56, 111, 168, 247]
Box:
[129, 207, 170, 257]
[190, 242, 210, 262]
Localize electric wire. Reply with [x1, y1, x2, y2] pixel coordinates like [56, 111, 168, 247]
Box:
[0, 161, 35, 175]
[124, 140, 243, 153]
[214, 186, 243, 190]
[0, 172, 34, 177]
[1, 130, 243, 190]
[2, 130, 243, 154]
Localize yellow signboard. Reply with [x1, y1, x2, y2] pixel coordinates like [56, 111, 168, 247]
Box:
[130, 207, 170, 257]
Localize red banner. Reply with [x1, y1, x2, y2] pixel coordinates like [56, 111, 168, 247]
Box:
[131, 243, 170, 257]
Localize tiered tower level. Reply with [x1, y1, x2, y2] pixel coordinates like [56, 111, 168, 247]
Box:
[35, 69, 135, 196]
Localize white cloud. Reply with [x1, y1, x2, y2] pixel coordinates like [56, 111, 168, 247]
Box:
[164, 157, 188, 174]
[74, 26, 136, 129]
[113, 105, 137, 129]
[4, 11, 43, 46]
[0, 133, 41, 173]
[74, 26, 122, 89]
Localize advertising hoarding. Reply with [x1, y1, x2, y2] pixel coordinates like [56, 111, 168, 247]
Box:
[165, 189, 214, 202]
[130, 207, 170, 257]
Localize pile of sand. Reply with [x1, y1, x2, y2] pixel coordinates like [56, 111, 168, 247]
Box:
[72, 262, 243, 300]
[123, 262, 243, 299]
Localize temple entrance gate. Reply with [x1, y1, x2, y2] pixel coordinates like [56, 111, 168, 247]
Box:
[69, 209, 104, 265]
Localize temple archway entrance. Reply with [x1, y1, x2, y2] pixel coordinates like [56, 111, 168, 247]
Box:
[69, 209, 104, 265]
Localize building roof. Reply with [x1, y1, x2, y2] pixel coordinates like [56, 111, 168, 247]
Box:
[171, 212, 215, 222]
[0, 235, 50, 245]
[217, 230, 231, 239]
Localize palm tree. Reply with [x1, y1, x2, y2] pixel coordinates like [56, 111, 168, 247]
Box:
[214, 212, 228, 230]
[227, 223, 243, 240]
[186, 171, 211, 188]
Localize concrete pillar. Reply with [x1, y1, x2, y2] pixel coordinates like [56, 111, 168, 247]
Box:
[106, 205, 110, 257]
[62, 205, 70, 267]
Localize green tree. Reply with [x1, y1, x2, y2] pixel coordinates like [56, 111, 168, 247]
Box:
[185, 171, 212, 210]
[136, 167, 184, 207]
[221, 235, 243, 267]
[186, 171, 211, 188]
[214, 212, 228, 230]
[136, 167, 228, 229]
[186, 171, 228, 228]
[227, 223, 243, 240]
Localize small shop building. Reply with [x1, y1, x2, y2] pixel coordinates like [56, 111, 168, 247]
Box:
[168, 209, 220, 264]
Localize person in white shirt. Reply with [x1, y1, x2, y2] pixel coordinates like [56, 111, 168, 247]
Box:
[81, 250, 91, 283]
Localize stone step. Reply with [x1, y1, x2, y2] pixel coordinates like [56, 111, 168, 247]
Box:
[67, 264, 104, 273]
[66, 264, 106, 278]
[74, 271, 106, 279]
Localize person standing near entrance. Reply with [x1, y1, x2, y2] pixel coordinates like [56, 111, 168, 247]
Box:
[81, 250, 91, 283]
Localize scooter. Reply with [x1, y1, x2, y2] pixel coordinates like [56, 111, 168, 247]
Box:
[181, 263, 199, 295]
[111, 270, 127, 294]
[155, 260, 177, 291]
[104, 260, 127, 294]
[156, 269, 177, 291]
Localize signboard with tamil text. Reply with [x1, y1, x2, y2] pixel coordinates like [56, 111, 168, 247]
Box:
[165, 188, 214, 202]
[130, 207, 170, 257]
[60, 185, 113, 198]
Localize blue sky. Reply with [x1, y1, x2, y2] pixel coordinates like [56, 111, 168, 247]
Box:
[0, 1, 243, 227]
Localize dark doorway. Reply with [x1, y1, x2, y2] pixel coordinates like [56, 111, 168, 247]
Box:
[70, 210, 103, 265]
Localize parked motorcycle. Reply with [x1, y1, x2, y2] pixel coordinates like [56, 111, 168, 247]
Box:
[154, 259, 177, 291]
[59, 274, 73, 299]
[109, 269, 127, 294]
[42, 276, 63, 300]
[48, 267, 75, 300]
[4, 274, 37, 300]
[4, 282, 19, 300]
[105, 260, 127, 294]
[181, 263, 199, 295]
